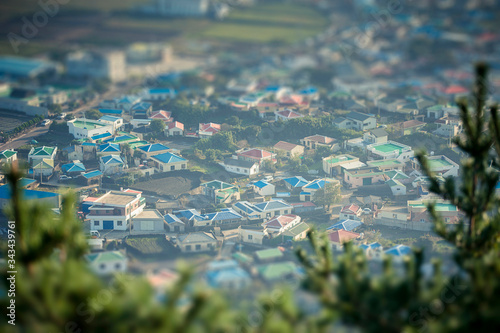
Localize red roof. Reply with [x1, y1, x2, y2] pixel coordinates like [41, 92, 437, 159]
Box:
[402, 119, 425, 129]
[238, 148, 272, 160]
[150, 110, 172, 121]
[327, 230, 360, 244]
[443, 85, 468, 95]
[167, 121, 184, 130]
[123, 189, 142, 194]
[199, 123, 221, 133]
[263, 214, 299, 229]
[275, 109, 303, 119]
[341, 204, 360, 214]
[279, 94, 303, 105]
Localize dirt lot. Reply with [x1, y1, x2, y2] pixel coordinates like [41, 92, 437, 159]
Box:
[0, 110, 33, 133]
[132, 170, 204, 199]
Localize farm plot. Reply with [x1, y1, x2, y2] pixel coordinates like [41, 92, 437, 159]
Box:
[0, 110, 33, 133]
[125, 235, 178, 258]
[132, 170, 203, 198]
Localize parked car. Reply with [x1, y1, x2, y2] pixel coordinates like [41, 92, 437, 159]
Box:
[30, 139, 38, 145]
[57, 113, 67, 119]
[362, 208, 372, 215]
[59, 175, 72, 181]
[40, 119, 51, 126]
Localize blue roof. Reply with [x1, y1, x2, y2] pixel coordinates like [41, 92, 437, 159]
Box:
[174, 209, 204, 221]
[303, 179, 329, 190]
[164, 213, 184, 224]
[81, 142, 96, 147]
[203, 209, 242, 221]
[61, 162, 86, 173]
[91, 132, 112, 140]
[385, 245, 412, 257]
[283, 176, 309, 188]
[327, 219, 363, 232]
[299, 86, 318, 94]
[234, 202, 257, 214]
[131, 102, 152, 111]
[359, 242, 382, 250]
[98, 143, 120, 152]
[148, 88, 176, 94]
[206, 266, 250, 287]
[0, 56, 55, 77]
[81, 170, 103, 179]
[265, 85, 282, 92]
[98, 109, 123, 115]
[0, 184, 58, 200]
[137, 143, 170, 153]
[101, 155, 123, 164]
[151, 152, 186, 164]
[103, 135, 134, 143]
[19, 178, 36, 188]
[99, 115, 121, 122]
[253, 180, 270, 189]
[254, 200, 291, 212]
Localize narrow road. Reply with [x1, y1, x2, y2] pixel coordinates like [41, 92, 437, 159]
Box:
[0, 125, 50, 151]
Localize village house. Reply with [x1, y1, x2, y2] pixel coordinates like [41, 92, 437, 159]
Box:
[237, 226, 265, 245]
[274, 109, 304, 121]
[98, 115, 123, 134]
[232, 199, 293, 221]
[165, 121, 184, 136]
[300, 134, 339, 151]
[395, 120, 426, 135]
[327, 229, 361, 250]
[132, 209, 166, 232]
[67, 118, 114, 139]
[198, 123, 221, 137]
[339, 204, 363, 220]
[322, 154, 365, 176]
[252, 180, 276, 197]
[334, 111, 376, 131]
[150, 152, 187, 173]
[32, 159, 55, 178]
[367, 141, 414, 161]
[99, 155, 125, 175]
[177, 232, 218, 253]
[164, 214, 185, 233]
[262, 214, 301, 235]
[28, 146, 57, 164]
[136, 143, 171, 158]
[204, 260, 251, 290]
[198, 208, 243, 227]
[97, 143, 121, 157]
[219, 158, 259, 176]
[237, 148, 275, 165]
[273, 141, 305, 158]
[149, 110, 173, 123]
[0, 149, 17, 166]
[344, 167, 388, 189]
[87, 190, 146, 231]
[366, 159, 405, 172]
[202, 180, 240, 205]
[363, 128, 388, 144]
[411, 155, 459, 177]
[434, 114, 462, 138]
[85, 251, 127, 276]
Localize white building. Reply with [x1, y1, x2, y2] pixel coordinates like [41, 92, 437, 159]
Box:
[219, 158, 259, 176]
[66, 50, 126, 82]
[67, 118, 114, 139]
[156, 0, 209, 17]
[85, 251, 127, 275]
[88, 190, 146, 231]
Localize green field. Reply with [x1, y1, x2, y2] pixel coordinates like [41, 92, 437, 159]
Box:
[0, 2, 327, 56]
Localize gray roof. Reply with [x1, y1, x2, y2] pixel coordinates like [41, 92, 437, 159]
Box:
[346, 111, 373, 122]
[223, 158, 257, 168]
[369, 128, 388, 137]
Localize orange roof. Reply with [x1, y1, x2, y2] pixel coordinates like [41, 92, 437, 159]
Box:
[444, 85, 468, 95]
[150, 110, 172, 121]
[238, 148, 272, 159]
[199, 123, 221, 133]
[275, 109, 303, 119]
[303, 135, 336, 144]
[168, 121, 184, 130]
[341, 204, 360, 214]
[263, 214, 299, 229]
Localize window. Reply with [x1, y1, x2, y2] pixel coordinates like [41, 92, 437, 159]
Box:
[114, 263, 122, 270]
[117, 221, 123, 226]
[195, 244, 201, 251]
[99, 264, 106, 270]
[237, 168, 240, 172]
[181, 164, 186, 169]
[94, 221, 99, 226]
[284, 210, 288, 214]
[185, 245, 192, 252]
[248, 235, 253, 240]
[170, 165, 175, 171]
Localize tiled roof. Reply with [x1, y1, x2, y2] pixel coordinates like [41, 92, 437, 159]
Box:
[61, 161, 86, 173]
[150, 110, 172, 120]
[151, 152, 186, 164]
[30, 146, 55, 156]
[238, 148, 272, 159]
[99, 143, 120, 152]
[254, 199, 292, 212]
[327, 230, 360, 243]
[0, 149, 16, 159]
[178, 232, 216, 244]
[273, 141, 301, 151]
[263, 214, 299, 229]
[341, 204, 360, 214]
[346, 111, 373, 121]
[303, 134, 336, 144]
[137, 143, 170, 153]
[164, 213, 184, 225]
[384, 245, 411, 256]
[275, 109, 303, 118]
[303, 179, 329, 190]
[203, 209, 242, 221]
[199, 123, 221, 133]
[253, 180, 271, 189]
[327, 219, 363, 232]
[283, 176, 309, 188]
[167, 121, 184, 130]
[100, 155, 123, 165]
[81, 170, 103, 179]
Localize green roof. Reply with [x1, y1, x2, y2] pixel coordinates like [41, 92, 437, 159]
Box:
[368, 159, 403, 167]
[203, 180, 235, 190]
[428, 158, 453, 169]
[257, 261, 297, 280]
[85, 251, 126, 264]
[283, 222, 310, 237]
[0, 150, 16, 159]
[386, 179, 404, 187]
[325, 155, 354, 164]
[255, 248, 283, 261]
[345, 170, 386, 178]
[30, 146, 55, 156]
[233, 252, 253, 264]
[372, 143, 407, 153]
[72, 120, 107, 129]
[409, 202, 457, 212]
[385, 170, 410, 180]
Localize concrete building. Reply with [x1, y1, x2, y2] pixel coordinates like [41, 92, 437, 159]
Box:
[132, 209, 166, 232]
[66, 50, 126, 82]
[67, 118, 114, 139]
[177, 232, 217, 253]
[88, 190, 146, 231]
[219, 158, 259, 176]
[150, 152, 187, 173]
[99, 155, 125, 175]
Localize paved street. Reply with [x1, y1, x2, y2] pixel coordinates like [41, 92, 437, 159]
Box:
[0, 125, 50, 151]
